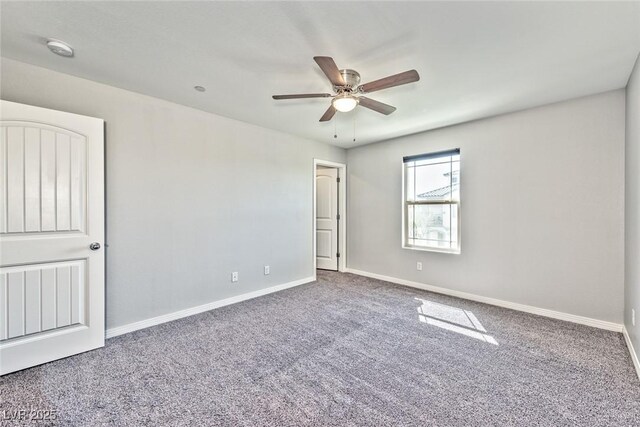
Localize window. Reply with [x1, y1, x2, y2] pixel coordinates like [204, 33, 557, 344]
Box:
[403, 149, 460, 253]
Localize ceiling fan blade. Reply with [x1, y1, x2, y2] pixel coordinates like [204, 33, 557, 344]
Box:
[359, 70, 420, 93]
[272, 93, 332, 100]
[319, 105, 337, 122]
[358, 97, 397, 115]
[314, 56, 346, 86]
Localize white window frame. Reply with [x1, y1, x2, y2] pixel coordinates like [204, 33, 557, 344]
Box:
[402, 150, 461, 254]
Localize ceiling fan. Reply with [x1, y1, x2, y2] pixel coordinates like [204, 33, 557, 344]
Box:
[272, 57, 420, 122]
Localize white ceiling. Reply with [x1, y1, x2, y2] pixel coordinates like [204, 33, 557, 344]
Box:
[1, 1, 639, 148]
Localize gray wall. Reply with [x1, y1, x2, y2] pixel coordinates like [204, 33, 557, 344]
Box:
[347, 91, 625, 323]
[626, 54, 640, 354]
[1, 58, 346, 329]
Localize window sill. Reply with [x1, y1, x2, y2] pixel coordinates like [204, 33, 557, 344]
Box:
[402, 245, 461, 255]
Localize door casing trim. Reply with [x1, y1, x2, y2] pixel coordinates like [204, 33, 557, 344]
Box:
[313, 159, 347, 274]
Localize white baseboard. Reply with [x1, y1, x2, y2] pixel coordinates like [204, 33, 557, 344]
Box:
[106, 276, 315, 339]
[344, 268, 623, 332]
[623, 326, 640, 380]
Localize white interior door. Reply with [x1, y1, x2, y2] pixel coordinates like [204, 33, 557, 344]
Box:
[0, 100, 105, 375]
[316, 167, 339, 271]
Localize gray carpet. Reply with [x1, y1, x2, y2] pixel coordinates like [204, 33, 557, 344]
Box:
[1, 271, 639, 426]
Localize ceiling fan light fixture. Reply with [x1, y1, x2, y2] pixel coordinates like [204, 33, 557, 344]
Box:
[332, 95, 358, 112]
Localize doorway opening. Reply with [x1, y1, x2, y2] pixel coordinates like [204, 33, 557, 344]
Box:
[313, 159, 346, 273]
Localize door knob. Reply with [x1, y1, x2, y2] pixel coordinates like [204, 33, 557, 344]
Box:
[89, 242, 101, 251]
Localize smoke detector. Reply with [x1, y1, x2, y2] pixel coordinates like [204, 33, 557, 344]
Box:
[46, 39, 74, 58]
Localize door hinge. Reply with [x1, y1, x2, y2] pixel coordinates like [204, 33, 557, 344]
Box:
[336, 177, 341, 183]
[336, 252, 341, 258]
[337, 214, 341, 220]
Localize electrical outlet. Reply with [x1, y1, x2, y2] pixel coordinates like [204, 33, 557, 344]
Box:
[231, 272, 238, 282]
[417, 262, 423, 271]
[633, 309, 636, 327]
[264, 265, 270, 275]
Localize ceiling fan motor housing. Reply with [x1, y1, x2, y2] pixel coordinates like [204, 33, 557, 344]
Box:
[335, 69, 361, 92]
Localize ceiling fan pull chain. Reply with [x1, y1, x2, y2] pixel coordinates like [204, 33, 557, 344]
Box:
[353, 116, 356, 142]
[334, 121, 337, 139]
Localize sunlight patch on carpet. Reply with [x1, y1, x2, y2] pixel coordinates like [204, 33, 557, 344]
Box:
[416, 298, 498, 345]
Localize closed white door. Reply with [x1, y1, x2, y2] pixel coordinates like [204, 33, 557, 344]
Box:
[0, 100, 105, 375]
[316, 167, 339, 271]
